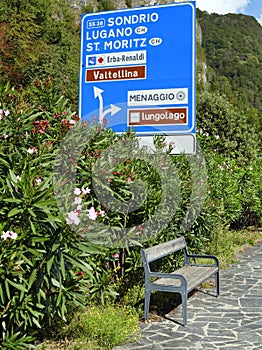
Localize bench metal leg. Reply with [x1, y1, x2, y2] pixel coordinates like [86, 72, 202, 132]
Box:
[181, 292, 187, 326]
[216, 271, 220, 296]
[144, 289, 151, 321]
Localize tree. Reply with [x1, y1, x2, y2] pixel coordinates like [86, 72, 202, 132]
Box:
[197, 10, 262, 129]
[0, 0, 80, 108]
[98, 0, 115, 11]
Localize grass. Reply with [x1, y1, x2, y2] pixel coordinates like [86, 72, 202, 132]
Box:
[36, 304, 140, 350]
[209, 227, 262, 269]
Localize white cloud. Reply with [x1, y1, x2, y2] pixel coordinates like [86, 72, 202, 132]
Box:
[257, 14, 262, 26]
[196, 0, 250, 15]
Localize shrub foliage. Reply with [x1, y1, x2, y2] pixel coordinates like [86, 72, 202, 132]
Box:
[0, 82, 261, 348]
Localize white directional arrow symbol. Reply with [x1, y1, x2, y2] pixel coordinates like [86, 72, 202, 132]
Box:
[93, 86, 104, 123]
[101, 104, 121, 122]
[93, 86, 121, 124]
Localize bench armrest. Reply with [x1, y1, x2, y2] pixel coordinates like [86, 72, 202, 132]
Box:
[148, 272, 187, 284]
[186, 254, 219, 267]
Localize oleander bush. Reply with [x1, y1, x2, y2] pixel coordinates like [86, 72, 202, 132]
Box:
[0, 83, 101, 348]
[0, 81, 177, 347]
[0, 82, 261, 349]
[196, 91, 262, 230]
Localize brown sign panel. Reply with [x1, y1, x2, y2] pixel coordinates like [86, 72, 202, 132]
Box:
[128, 107, 188, 126]
[86, 66, 146, 82]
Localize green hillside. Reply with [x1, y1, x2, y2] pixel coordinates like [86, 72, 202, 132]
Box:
[197, 10, 262, 130]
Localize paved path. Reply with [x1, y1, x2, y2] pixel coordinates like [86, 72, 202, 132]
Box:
[115, 242, 262, 350]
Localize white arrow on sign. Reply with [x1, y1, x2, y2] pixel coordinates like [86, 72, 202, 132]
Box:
[93, 86, 121, 124]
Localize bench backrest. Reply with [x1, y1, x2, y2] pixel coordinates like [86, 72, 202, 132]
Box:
[141, 236, 187, 264]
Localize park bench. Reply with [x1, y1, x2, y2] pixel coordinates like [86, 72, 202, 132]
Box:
[141, 236, 220, 325]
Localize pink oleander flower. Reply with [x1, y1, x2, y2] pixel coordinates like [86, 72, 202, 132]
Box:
[1, 231, 10, 240]
[69, 119, 76, 126]
[113, 253, 119, 258]
[27, 146, 38, 154]
[1, 230, 18, 240]
[74, 188, 81, 195]
[87, 206, 97, 220]
[136, 225, 143, 235]
[98, 210, 105, 217]
[66, 210, 80, 225]
[74, 196, 82, 205]
[35, 177, 42, 186]
[9, 231, 17, 239]
[81, 186, 90, 195]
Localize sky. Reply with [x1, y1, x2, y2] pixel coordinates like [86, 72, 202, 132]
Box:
[196, 0, 262, 26]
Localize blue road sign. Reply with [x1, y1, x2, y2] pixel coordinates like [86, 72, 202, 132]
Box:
[79, 1, 196, 137]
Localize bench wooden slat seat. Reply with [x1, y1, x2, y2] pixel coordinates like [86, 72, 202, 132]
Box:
[141, 236, 220, 325]
[153, 265, 218, 291]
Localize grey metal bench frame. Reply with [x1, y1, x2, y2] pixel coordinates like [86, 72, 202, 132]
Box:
[141, 236, 220, 325]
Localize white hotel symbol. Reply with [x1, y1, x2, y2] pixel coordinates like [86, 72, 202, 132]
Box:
[130, 112, 140, 123]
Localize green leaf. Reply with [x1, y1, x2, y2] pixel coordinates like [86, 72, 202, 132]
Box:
[36, 303, 45, 309]
[32, 317, 41, 328]
[46, 255, 54, 274]
[9, 169, 18, 184]
[30, 236, 50, 243]
[64, 254, 92, 274]
[28, 208, 36, 217]
[28, 269, 37, 289]
[51, 278, 61, 288]
[51, 242, 60, 252]
[5, 279, 10, 299]
[0, 157, 10, 167]
[3, 198, 22, 204]
[8, 208, 23, 217]
[26, 305, 43, 317]
[56, 290, 62, 306]
[19, 288, 25, 303]
[27, 248, 46, 256]
[59, 294, 67, 321]
[29, 220, 37, 235]
[20, 254, 33, 266]
[60, 254, 66, 280]
[6, 279, 27, 292]
[39, 288, 46, 300]
[0, 284, 4, 303]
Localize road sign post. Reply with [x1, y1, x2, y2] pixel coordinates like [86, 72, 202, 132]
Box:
[79, 1, 196, 153]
